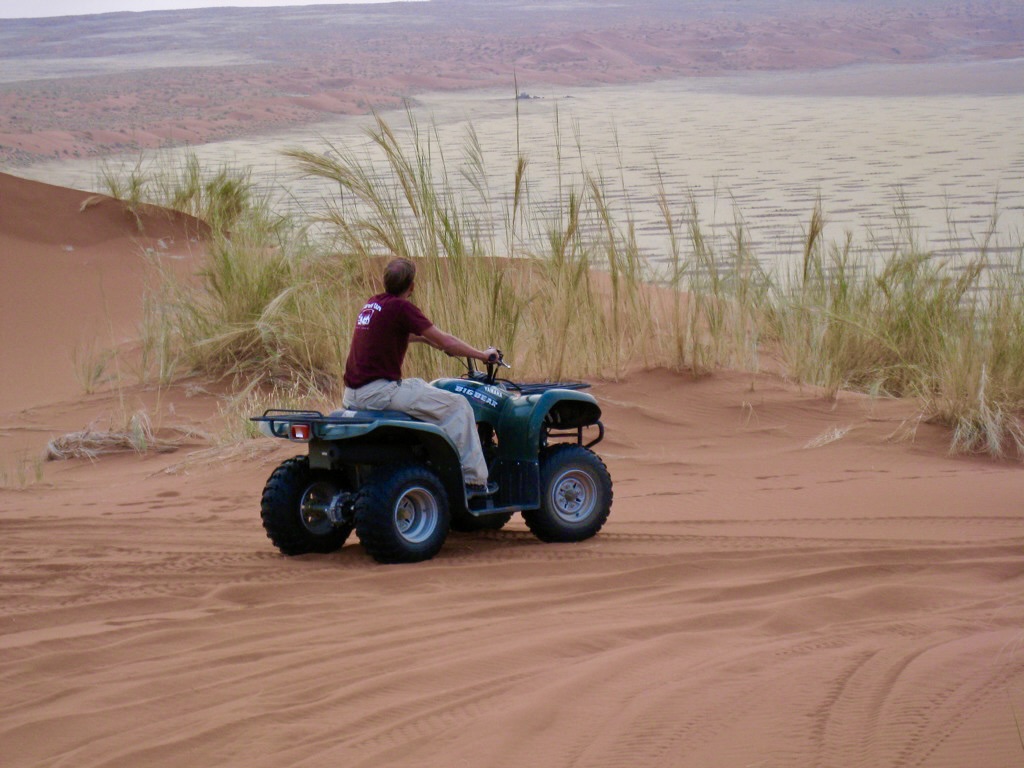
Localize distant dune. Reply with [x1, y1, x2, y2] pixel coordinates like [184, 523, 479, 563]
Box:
[1, 0, 1022, 163]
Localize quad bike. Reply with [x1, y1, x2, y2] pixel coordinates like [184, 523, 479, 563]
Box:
[252, 354, 612, 564]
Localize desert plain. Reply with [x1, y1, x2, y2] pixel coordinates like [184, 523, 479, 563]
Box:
[3, 2, 1024, 767]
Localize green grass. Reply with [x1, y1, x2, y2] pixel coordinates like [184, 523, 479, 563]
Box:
[0, 454, 45, 490]
[72, 337, 116, 395]
[99, 150, 260, 232]
[99, 112, 1024, 459]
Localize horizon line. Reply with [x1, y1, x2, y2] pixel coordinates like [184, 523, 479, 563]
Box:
[0, 0, 429, 21]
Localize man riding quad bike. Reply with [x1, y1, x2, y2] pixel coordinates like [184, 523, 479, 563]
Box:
[252, 353, 612, 563]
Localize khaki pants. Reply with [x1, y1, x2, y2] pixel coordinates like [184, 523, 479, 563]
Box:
[343, 378, 489, 485]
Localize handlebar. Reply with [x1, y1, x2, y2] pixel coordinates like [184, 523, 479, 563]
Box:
[462, 348, 510, 385]
[488, 350, 511, 369]
[457, 349, 591, 393]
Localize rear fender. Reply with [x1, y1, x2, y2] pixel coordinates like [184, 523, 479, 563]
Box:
[253, 411, 465, 505]
[319, 423, 464, 505]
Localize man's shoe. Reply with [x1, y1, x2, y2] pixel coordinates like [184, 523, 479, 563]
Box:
[466, 481, 498, 498]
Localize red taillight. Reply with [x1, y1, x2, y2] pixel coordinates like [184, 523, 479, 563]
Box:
[289, 424, 311, 441]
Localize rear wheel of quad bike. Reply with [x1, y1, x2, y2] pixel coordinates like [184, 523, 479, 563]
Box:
[261, 456, 351, 555]
[524, 444, 612, 543]
[354, 464, 450, 564]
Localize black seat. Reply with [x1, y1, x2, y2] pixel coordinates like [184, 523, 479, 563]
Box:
[329, 409, 419, 422]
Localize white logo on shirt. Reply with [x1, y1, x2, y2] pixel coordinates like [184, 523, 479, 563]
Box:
[356, 301, 383, 327]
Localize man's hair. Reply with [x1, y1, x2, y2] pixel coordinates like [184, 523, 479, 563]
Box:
[383, 258, 416, 296]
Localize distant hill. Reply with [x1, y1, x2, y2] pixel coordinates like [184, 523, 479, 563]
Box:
[1, 0, 1021, 163]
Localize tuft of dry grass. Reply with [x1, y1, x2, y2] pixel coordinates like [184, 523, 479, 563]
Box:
[46, 411, 179, 461]
[217, 376, 336, 443]
[804, 425, 852, 450]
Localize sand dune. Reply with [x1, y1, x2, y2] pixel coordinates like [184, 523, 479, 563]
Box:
[2, 171, 1024, 767]
[0, 174, 207, 413]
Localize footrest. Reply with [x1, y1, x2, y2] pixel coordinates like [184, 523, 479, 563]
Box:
[466, 481, 499, 499]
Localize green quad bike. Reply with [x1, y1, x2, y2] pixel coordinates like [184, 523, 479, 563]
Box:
[252, 354, 612, 564]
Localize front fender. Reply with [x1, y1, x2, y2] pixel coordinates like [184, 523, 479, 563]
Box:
[499, 389, 602, 459]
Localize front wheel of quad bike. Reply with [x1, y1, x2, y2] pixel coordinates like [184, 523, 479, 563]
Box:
[523, 444, 612, 543]
[354, 464, 450, 564]
[261, 456, 352, 555]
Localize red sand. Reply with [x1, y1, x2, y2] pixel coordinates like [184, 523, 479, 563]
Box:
[0, 175, 207, 414]
[2, 171, 1023, 766]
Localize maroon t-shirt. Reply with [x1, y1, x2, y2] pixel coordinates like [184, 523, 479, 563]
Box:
[343, 293, 433, 388]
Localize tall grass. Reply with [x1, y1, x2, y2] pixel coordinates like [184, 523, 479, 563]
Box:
[109, 151, 351, 386]
[101, 112, 1024, 459]
[100, 151, 256, 232]
[284, 110, 669, 381]
[768, 201, 1024, 457]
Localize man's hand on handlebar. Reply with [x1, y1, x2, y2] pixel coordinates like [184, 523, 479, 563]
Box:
[483, 347, 511, 368]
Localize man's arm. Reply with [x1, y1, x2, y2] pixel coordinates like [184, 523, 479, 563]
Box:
[413, 325, 498, 362]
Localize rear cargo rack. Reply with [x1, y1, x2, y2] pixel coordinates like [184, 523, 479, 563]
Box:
[261, 408, 325, 419]
[251, 409, 423, 440]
